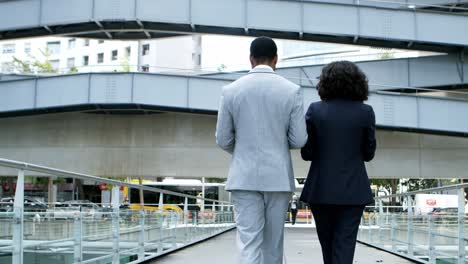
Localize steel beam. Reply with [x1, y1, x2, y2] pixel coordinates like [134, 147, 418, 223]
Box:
[0, 0, 467, 51]
[0, 72, 467, 135]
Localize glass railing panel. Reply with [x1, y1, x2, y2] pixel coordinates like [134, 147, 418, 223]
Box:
[0, 211, 14, 263]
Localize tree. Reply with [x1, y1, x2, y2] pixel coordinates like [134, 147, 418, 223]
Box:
[12, 48, 56, 74]
[68, 66, 78, 73]
[217, 64, 227, 72]
[379, 51, 394, 60]
[12, 56, 32, 73]
[370, 179, 399, 206]
[120, 56, 131, 72]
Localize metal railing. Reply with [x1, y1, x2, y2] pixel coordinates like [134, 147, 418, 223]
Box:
[358, 184, 468, 264]
[0, 158, 236, 264]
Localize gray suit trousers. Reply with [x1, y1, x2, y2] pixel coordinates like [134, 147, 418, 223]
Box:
[231, 191, 290, 264]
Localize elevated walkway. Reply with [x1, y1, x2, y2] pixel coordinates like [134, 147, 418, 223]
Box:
[154, 228, 414, 264]
[0, 0, 467, 51]
[0, 71, 466, 136]
[209, 54, 468, 92]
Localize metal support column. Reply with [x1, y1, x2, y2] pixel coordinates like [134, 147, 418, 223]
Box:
[368, 210, 372, 243]
[201, 177, 205, 212]
[158, 192, 164, 253]
[407, 195, 414, 256]
[73, 212, 83, 263]
[184, 197, 188, 242]
[428, 214, 436, 264]
[458, 188, 465, 264]
[184, 197, 188, 226]
[391, 214, 397, 251]
[378, 200, 384, 243]
[212, 202, 216, 231]
[159, 192, 164, 212]
[138, 209, 145, 261]
[111, 186, 120, 264]
[12, 169, 24, 264]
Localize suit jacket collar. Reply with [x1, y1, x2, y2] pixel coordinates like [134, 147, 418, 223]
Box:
[248, 65, 275, 74]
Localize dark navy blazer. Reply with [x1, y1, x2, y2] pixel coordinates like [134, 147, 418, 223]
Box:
[300, 99, 376, 205]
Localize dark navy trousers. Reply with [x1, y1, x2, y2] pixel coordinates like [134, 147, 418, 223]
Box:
[310, 204, 365, 264]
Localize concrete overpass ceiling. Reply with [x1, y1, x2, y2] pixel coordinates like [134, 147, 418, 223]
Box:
[0, 112, 466, 179]
[0, 0, 467, 52]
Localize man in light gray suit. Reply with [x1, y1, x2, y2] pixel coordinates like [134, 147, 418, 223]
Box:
[216, 37, 307, 264]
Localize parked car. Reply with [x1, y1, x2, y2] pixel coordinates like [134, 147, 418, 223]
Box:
[0, 197, 48, 213]
[48, 200, 104, 219]
[428, 207, 458, 223]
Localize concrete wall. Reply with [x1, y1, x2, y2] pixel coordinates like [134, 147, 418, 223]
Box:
[0, 112, 466, 179]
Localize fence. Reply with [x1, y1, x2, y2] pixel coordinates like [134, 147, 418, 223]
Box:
[0, 158, 236, 264]
[359, 184, 468, 264]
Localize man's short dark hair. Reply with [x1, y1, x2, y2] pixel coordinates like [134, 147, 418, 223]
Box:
[250, 37, 277, 61]
[317, 61, 369, 101]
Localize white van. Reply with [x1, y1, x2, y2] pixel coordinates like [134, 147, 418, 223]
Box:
[413, 194, 459, 215]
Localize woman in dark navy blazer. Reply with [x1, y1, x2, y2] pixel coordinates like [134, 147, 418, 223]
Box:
[300, 61, 376, 264]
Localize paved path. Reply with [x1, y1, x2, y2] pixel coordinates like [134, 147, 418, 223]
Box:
[154, 227, 413, 264]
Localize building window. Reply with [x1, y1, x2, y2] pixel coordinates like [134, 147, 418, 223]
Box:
[83, 56, 89, 66]
[24, 43, 31, 54]
[67, 58, 75, 68]
[142, 44, 150, 56]
[111, 50, 118, 61]
[125, 46, 131, 57]
[141, 65, 149, 72]
[68, 39, 76, 49]
[46, 41, 61, 54]
[98, 40, 104, 44]
[2, 44, 15, 54]
[50, 60, 60, 72]
[84, 39, 90, 47]
[97, 53, 104, 63]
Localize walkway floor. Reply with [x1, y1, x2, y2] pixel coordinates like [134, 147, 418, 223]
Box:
[154, 226, 413, 264]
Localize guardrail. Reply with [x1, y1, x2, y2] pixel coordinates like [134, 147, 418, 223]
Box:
[0, 158, 236, 264]
[359, 184, 468, 264]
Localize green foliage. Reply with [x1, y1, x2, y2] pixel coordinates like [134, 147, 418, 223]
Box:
[12, 56, 32, 73]
[217, 64, 227, 72]
[12, 48, 56, 74]
[206, 178, 225, 184]
[379, 52, 394, 60]
[120, 56, 131, 72]
[68, 66, 78, 73]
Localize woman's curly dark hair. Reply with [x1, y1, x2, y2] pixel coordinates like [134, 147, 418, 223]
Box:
[317, 61, 369, 101]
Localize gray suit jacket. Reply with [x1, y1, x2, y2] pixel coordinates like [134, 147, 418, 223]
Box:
[216, 65, 307, 192]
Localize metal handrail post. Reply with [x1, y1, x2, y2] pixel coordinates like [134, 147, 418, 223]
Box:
[171, 211, 177, 248]
[159, 193, 164, 212]
[184, 197, 188, 242]
[138, 209, 145, 261]
[111, 186, 120, 264]
[391, 214, 397, 251]
[378, 200, 384, 243]
[368, 212, 372, 243]
[158, 212, 164, 253]
[73, 212, 83, 263]
[407, 195, 414, 256]
[12, 169, 24, 264]
[458, 188, 465, 264]
[428, 214, 436, 264]
[212, 202, 216, 233]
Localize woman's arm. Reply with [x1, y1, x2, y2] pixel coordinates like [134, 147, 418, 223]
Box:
[362, 106, 377, 162]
